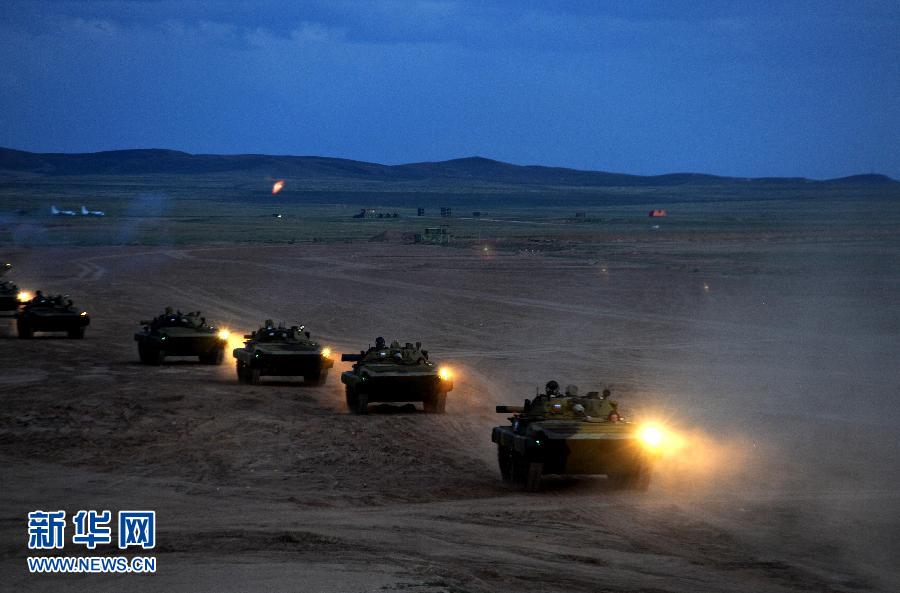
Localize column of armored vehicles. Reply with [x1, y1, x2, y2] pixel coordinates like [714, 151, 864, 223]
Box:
[2, 263, 666, 492]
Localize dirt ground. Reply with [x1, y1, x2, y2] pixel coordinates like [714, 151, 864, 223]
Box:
[1, 240, 898, 592]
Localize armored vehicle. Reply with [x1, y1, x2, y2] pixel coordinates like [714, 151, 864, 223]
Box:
[340, 338, 453, 414]
[16, 292, 90, 338]
[492, 382, 660, 491]
[233, 320, 333, 385]
[135, 308, 227, 365]
[0, 263, 21, 312]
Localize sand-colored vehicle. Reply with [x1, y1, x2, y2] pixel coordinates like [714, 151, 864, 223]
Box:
[232, 321, 333, 385]
[492, 382, 661, 491]
[340, 338, 453, 414]
[16, 292, 90, 338]
[135, 308, 227, 365]
[0, 263, 21, 312]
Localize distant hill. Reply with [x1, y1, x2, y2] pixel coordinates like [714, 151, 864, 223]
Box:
[0, 147, 895, 188]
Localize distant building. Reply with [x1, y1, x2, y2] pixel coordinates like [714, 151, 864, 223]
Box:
[440, 207, 452, 218]
[417, 207, 425, 216]
[648, 209, 668, 217]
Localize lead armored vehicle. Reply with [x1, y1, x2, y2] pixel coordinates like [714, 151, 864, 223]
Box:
[492, 382, 661, 491]
[340, 338, 453, 414]
[135, 308, 227, 365]
[0, 263, 21, 312]
[16, 292, 90, 338]
[232, 320, 333, 385]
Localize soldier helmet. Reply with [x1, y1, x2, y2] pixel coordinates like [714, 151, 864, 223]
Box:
[375, 336, 386, 348]
[164, 306, 174, 315]
[565, 384, 579, 397]
[602, 389, 611, 399]
[545, 380, 559, 395]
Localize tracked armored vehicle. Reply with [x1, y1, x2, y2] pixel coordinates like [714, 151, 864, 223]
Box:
[135, 308, 227, 365]
[232, 321, 333, 385]
[340, 339, 453, 414]
[492, 383, 660, 491]
[0, 263, 21, 312]
[16, 292, 90, 338]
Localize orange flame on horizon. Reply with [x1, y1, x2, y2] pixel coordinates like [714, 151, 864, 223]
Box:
[272, 180, 285, 195]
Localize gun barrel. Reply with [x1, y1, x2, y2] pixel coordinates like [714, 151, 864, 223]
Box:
[341, 353, 363, 362]
[496, 405, 525, 414]
[139, 319, 153, 325]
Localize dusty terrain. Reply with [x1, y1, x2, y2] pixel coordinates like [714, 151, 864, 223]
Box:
[1, 232, 899, 592]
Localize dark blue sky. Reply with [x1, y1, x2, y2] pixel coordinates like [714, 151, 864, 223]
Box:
[1, 1, 898, 178]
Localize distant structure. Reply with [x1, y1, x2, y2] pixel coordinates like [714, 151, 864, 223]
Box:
[421, 226, 449, 243]
[472, 211, 484, 218]
[648, 209, 668, 217]
[353, 208, 399, 219]
[440, 207, 452, 218]
[417, 207, 425, 216]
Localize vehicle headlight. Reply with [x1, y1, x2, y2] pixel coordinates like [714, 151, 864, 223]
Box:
[17, 290, 32, 302]
[321, 347, 331, 358]
[217, 329, 230, 341]
[438, 367, 452, 381]
[80, 311, 88, 316]
[638, 425, 664, 449]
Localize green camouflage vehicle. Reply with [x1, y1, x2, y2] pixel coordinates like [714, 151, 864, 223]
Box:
[16, 292, 90, 338]
[340, 337, 453, 414]
[135, 307, 227, 365]
[232, 320, 334, 385]
[0, 263, 21, 312]
[492, 381, 660, 491]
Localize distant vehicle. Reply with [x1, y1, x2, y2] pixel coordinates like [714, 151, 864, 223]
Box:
[80, 205, 105, 216]
[135, 308, 228, 365]
[232, 321, 333, 385]
[492, 382, 663, 491]
[51, 205, 76, 216]
[0, 263, 21, 312]
[16, 292, 90, 338]
[340, 339, 453, 414]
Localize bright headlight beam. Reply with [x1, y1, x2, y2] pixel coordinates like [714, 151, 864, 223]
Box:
[217, 329, 231, 341]
[438, 367, 452, 381]
[639, 426, 663, 449]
